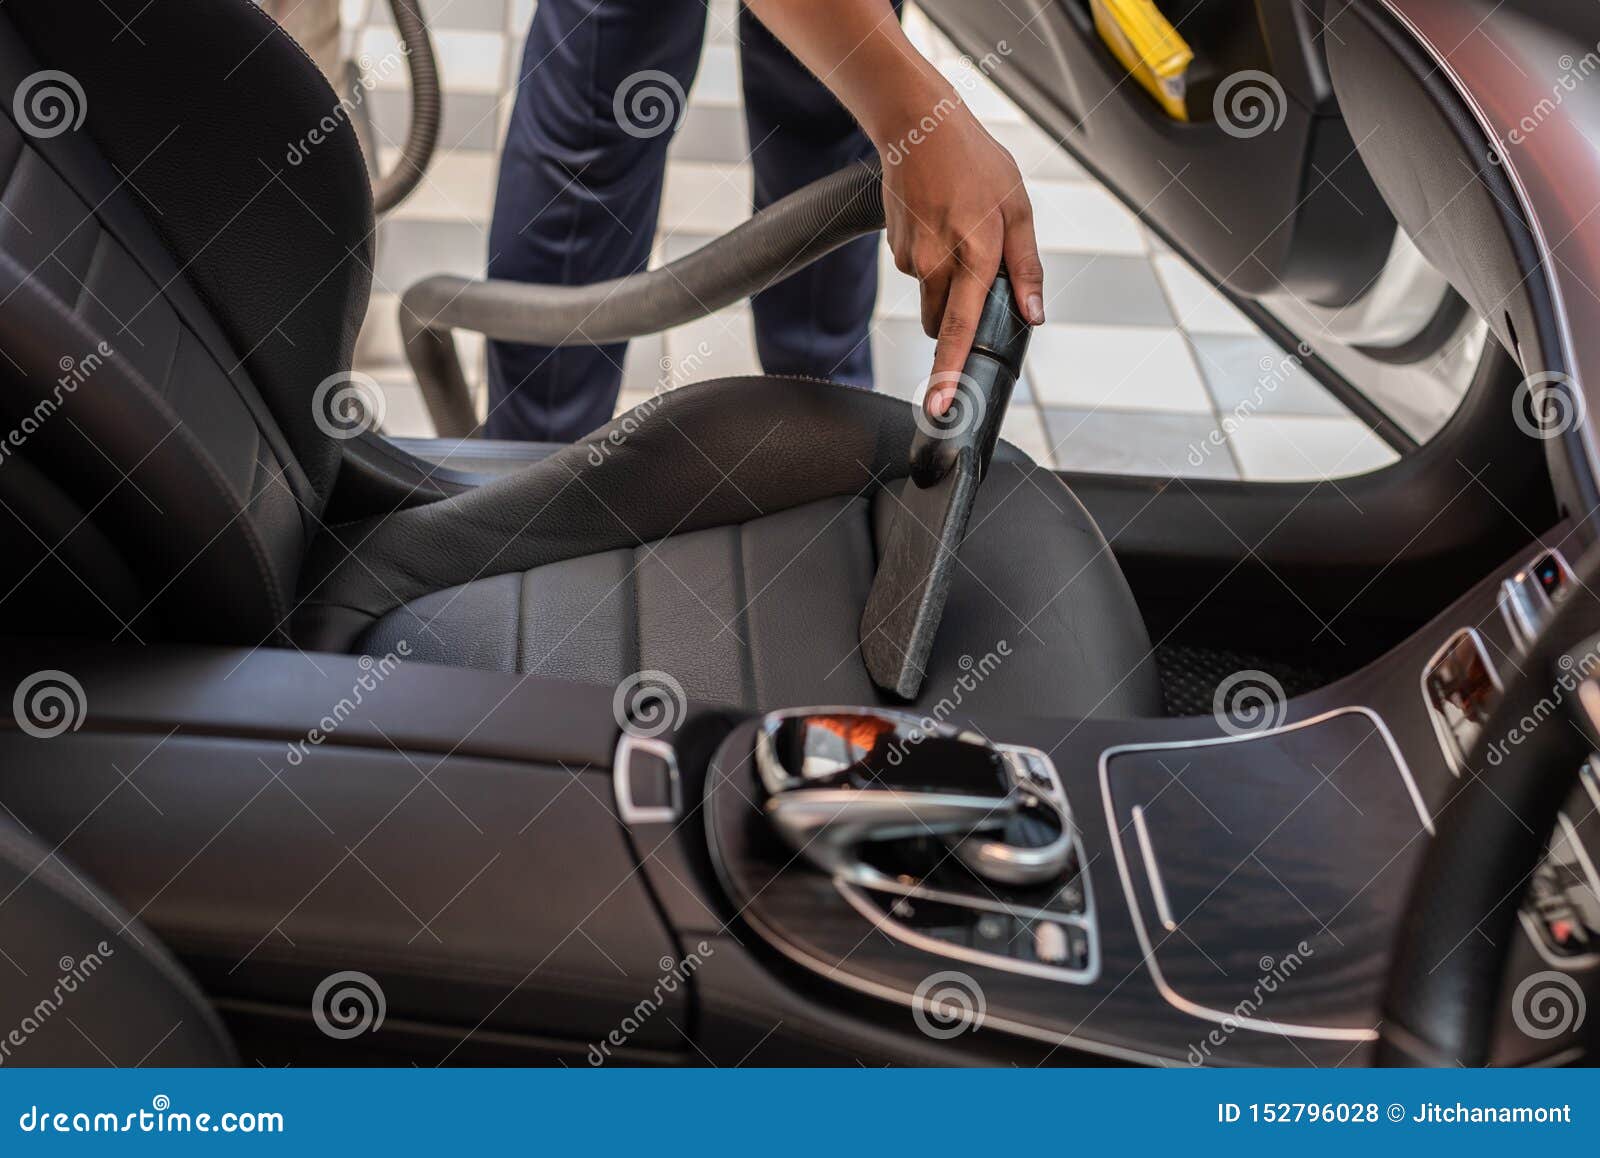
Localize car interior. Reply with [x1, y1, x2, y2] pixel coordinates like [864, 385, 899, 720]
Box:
[0, 0, 1597, 1067]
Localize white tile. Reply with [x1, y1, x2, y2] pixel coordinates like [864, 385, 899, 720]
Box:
[876, 248, 923, 320]
[939, 61, 1023, 125]
[622, 332, 667, 395]
[690, 44, 741, 107]
[355, 292, 403, 368]
[869, 317, 936, 400]
[1152, 254, 1256, 336]
[380, 148, 497, 222]
[705, 0, 740, 44]
[362, 28, 505, 93]
[659, 162, 751, 234]
[664, 305, 760, 383]
[1227, 414, 1397, 481]
[1026, 325, 1211, 413]
[990, 121, 1084, 183]
[614, 389, 657, 419]
[374, 377, 437, 438]
[1000, 406, 1055, 468]
[902, 8, 938, 57]
[1025, 181, 1145, 255]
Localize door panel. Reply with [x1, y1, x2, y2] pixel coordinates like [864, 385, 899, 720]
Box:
[918, 0, 1395, 307]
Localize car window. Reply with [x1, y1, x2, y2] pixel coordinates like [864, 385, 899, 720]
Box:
[351, 1, 1482, 483]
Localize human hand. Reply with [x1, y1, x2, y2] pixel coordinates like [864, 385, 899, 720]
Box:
[877, 92, 1044, 418]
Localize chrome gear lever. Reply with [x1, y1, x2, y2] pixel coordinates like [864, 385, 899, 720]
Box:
[756, 709, 1073, 888]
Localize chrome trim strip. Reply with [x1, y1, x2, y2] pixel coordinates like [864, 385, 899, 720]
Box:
[613, 733, 681, 825]
[1132, 806, 1176, 932]
[1097, 706, 1429, 1043]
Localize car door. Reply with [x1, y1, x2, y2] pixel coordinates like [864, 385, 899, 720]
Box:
[914, 1, 1396, 313]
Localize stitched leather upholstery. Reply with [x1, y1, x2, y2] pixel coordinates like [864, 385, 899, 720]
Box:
[0, 0, 1163, 722]
[0, 1, 372, 643]
[310, 380, 1164, 718]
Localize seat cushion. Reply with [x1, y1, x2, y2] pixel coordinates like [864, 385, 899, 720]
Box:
[357, 464, 1161, 717]
[302, 377, 1162, 719]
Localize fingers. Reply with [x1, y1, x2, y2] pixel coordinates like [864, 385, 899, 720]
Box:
[918, 259, 953, 341]
[926, 267, 995, 418]
[1002, 191, 1046, 326]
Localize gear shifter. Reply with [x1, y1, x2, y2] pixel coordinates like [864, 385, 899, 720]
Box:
[756, 709, 1074, 888]
[734, 707, 1100, 983]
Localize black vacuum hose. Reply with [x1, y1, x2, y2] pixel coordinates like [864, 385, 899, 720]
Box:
[400, 159, 887, 436]
[371, 0, 440, 216]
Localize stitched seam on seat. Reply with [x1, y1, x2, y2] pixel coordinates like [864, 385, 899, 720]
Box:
[69, 228, 107, 315]
[628, 544, 642, 680]
[732, 519, 756, 707]
[514, 568, 526, 675]
[29, 147, 316, 520]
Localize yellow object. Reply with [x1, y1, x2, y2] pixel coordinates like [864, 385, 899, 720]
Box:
[1089, 0, 1194, 122]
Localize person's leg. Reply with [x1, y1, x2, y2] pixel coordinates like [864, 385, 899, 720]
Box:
[736, 2, 900, 390]
[486, 0, 707, 441]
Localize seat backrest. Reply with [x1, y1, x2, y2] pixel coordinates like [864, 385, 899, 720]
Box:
[0, 0, 373, 645]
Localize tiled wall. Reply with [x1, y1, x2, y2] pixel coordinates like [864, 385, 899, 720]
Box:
[348, 0, 1400, 481]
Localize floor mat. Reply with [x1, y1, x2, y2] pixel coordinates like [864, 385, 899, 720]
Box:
[1155, 643, 1336, 719]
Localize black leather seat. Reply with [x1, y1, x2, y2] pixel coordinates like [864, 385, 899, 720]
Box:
[0, 0, 1162, 720]
[300, 380, 1162, 716]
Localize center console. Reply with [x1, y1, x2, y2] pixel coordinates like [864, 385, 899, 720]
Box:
[615, 526, 1599, 1067]
[0, 530, 1594, 1066]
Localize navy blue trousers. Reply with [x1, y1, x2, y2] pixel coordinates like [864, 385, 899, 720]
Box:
[485, 0, 885, 441]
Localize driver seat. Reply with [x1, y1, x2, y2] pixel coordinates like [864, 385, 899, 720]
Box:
[0, 0, 1162, 720]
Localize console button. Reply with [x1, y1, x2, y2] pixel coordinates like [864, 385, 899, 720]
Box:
[971, 911, 1018, 957]
[1033, 920, 1069, 966]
